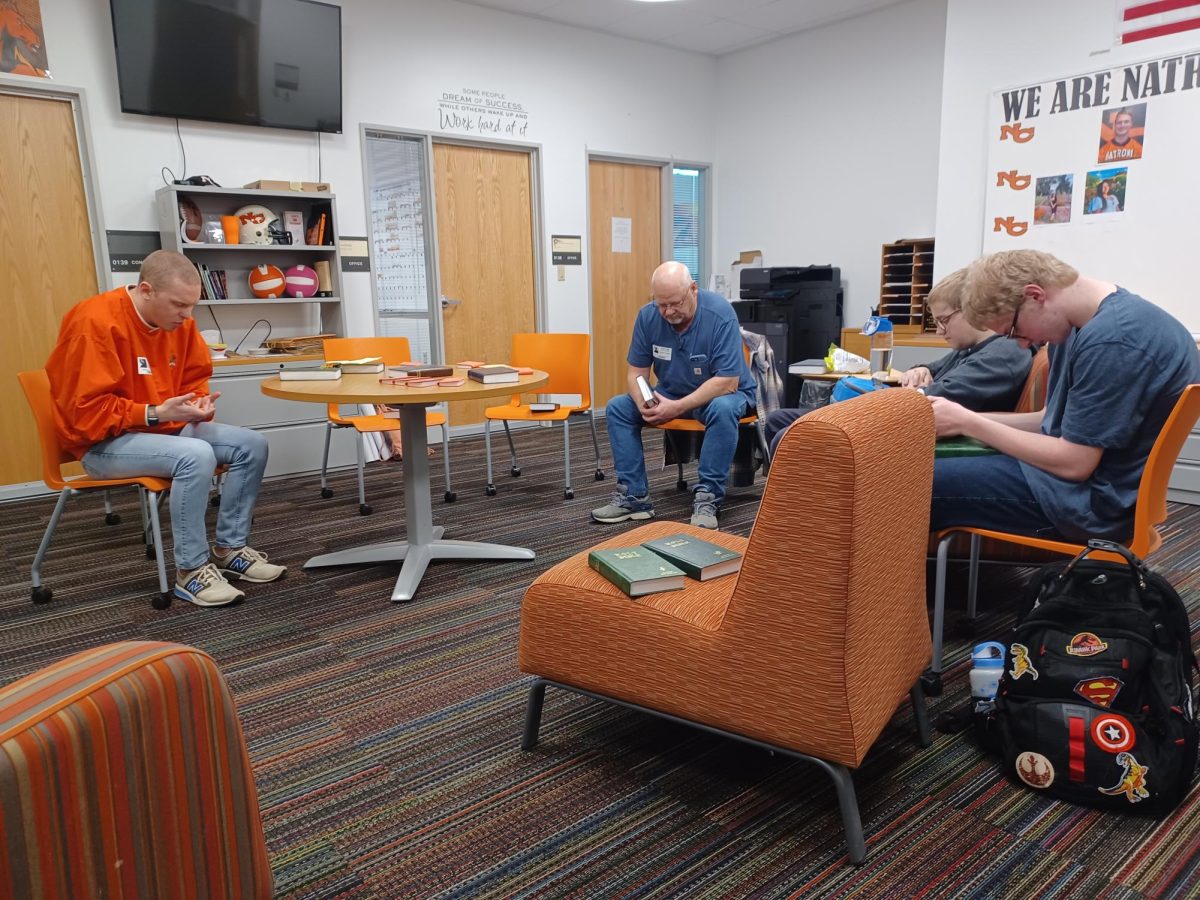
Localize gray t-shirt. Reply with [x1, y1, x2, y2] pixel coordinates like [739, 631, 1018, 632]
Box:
[1021, 288, 1200, 541]
[924, 335, 1033, 412]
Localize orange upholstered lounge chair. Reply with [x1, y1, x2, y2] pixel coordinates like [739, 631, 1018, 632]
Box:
[0, 642, 272, 899]
[518, 389, 936, 865]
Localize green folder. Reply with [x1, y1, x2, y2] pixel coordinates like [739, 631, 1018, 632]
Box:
[935, 436, 998, 458]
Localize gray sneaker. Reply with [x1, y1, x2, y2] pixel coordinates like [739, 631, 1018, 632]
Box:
[591, 490, 654, 523]
[690, 491, 719, 529]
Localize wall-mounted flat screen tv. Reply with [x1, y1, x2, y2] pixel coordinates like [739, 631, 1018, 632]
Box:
[109, 0, 342, 134]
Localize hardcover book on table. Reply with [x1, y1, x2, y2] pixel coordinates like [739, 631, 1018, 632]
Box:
[327, 356, 384, 374]
[587, 546, 685, 597]
[467, 364, 520, 384]
[387, 364, 455, 378]
[278, 365, 342, 381]
[640, 533, 743, 581]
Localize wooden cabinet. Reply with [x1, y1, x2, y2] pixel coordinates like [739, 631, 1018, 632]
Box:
[879, 238, 935, 331]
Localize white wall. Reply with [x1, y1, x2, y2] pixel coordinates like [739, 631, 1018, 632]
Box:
[935, 0, 1200, 282]
[714, 0, 947, 328]
[40, 0, 719, 339]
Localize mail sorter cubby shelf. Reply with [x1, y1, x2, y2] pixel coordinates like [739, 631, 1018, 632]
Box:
[879, 238, 935, 331]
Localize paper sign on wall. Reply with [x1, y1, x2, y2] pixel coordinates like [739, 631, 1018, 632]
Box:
[611, 217, 632, 254]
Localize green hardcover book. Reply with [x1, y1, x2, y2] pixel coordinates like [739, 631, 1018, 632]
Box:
[587, 546, 686, 597]
[640, 532, 743, 581]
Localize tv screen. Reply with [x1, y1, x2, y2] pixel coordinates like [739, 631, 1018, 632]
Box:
[109, 0, 342, 134]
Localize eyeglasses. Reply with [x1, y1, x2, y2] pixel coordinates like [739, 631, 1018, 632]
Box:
[1006, 302, 1024, 340]
[932, 309, 960, 331]
[654, 285, 693, 313]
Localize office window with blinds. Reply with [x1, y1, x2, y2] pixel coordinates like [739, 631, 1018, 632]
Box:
[671, 167, 706, 285]
[363, 129, 439, 363]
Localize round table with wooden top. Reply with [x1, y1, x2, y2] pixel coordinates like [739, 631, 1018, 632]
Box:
[262, 370, 549, 603]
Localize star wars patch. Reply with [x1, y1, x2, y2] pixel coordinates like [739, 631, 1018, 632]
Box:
[1015, 751, 1055, 789]
[1091, 712, 1136, 753]
[1074, 676, 1123, 708]
[1066, 632, 1108, 657]
[1098, 751, 1150, 803]
[1009, 643, 1039, 680]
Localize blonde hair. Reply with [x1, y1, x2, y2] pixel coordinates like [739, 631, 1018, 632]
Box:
[962, 250, 1078, 327]
[926, 268, 967, 312]
[139, 250, 200, 289]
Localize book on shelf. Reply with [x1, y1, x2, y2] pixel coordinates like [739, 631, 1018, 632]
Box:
[587, 546, 685, 597]
[327, 356, 384, 374]
[278, 364, 342, 381]
[467, 364, 520, 384]
[528, 402, 559, 413]
[640, 533, 743, 581]
[387, 364, 454, 378]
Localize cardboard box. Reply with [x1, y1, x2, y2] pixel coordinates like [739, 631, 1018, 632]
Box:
[244, 179, 331, 193]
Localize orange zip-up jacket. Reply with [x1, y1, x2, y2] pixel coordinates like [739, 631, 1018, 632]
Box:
[46, 287, 212, 459]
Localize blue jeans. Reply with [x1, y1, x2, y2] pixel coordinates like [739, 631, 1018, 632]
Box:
[930, 454, 1064, 540]
[82, 422, 269, 571]
[605, 392, 749, 504]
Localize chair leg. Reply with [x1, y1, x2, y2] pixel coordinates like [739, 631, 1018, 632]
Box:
[816, 761, 866, 866]
[587, 410, 605, 481]
[145, 488, 172, 610]
[502, 420, 520, 477]
[755, 421, 771, 476]
[966, 533, 981, 621]
[910, 682, 932, 747]
[319, 420, 334, 498]
[441, 422, 456, 503]
[562, 417, 574, 499]
[103, 489, 120, 526]
[356, 433, 372, 515]
[921, 534, 956, 696]
[30, 488, 71, 602]
[521, 678, 548, 750]
[484, 420, 496, 496]
[664, 431, 688, 491]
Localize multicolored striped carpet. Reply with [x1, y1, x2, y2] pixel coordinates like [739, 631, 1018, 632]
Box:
[2, 421, 1199, 898]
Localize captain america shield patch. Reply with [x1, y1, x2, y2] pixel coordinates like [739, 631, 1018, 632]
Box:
[1091, 713, 1136, 753]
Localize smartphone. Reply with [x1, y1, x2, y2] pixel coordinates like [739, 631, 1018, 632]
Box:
[635, 375, 658, 408]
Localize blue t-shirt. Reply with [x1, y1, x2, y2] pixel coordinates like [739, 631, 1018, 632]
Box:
[627, 288, 756, 405]
[1021, 288, 1200, 541]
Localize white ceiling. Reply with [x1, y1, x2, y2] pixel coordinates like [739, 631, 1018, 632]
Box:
[455, 0, 910, 56]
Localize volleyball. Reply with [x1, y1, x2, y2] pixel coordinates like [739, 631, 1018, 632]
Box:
[284, 264, 319, 298]
[248, 264, 286, 298]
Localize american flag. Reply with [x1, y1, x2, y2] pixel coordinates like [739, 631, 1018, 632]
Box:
[1116, 0, 1200, 43]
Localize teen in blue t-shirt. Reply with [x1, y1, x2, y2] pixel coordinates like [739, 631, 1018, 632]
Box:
[591, 262, 755, 530]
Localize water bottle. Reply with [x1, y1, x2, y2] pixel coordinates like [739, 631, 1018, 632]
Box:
[862, 315, 894, 378]
[969, 641, 1006, 713]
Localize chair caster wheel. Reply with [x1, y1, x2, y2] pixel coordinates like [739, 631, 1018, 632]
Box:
[594, 470, 605, 481]
[920, 671, 944, 696]
[564, 489, 574, 500]
[105, 512, 121, 526]
[359, 504, 373, 516]
[32, 586, 52, 605]
[953, 617, 978, 640]
[676, 480, 688, 492]
[145, 545, 157, 561]
[320, 487, 334, 499]
[152, 592, 172, 611]
[485, 484, 497, 497]
[510, 466, 521, 477]
[444, 491, 457, 503]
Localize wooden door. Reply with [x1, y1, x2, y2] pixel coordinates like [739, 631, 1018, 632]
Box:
[0, 91, 98, 486]
[433, 142, 536, 426]
[588, 160, 662, 405]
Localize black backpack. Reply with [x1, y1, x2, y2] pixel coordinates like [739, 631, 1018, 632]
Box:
[987, 539, 1198, 815]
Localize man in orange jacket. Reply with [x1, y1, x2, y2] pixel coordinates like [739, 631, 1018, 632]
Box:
[46, 250, 284, 607]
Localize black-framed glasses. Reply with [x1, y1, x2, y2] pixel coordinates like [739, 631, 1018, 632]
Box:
[933, 309, 960, 331]
[1006, 303, 1023, 340]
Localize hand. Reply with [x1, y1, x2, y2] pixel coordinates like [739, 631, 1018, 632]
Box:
[639, 392, 683, 426]
[192, 391, 220, 421]
[157, 392, 214, 423]
[900, 366, 933, 388]
[929, 395, 976, 438]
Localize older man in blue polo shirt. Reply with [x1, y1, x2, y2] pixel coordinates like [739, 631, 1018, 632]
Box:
[592, 261, 756, 529]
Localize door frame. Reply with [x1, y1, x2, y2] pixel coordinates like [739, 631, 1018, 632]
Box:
[0, 74, 109, 501]
[358, 123, 546, 365]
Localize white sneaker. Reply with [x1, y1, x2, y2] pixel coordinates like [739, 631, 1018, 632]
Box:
[213, 546, 287, 583]
[175, 563, 245, 607]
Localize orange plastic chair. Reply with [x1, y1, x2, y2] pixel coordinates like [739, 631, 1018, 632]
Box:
[1012, 346, 1050, 414]
[320, 336, 453, 513]
[927, 384, 1200, 688]
[18, 369, 175, 610]
[483, 333, 604, 500]
[652, 341, 770, 491]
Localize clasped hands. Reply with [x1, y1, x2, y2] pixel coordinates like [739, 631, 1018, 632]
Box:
[158, 391, 221, 423]
[638, 392, 685, 426]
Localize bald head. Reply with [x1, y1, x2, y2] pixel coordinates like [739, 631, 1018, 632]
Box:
[650, 261, 698, 329]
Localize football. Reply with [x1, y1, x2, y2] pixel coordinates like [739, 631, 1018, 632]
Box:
[248, 264, 286, 298]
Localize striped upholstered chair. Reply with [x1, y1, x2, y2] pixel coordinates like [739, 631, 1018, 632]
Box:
[0, 642, 272, 899]
[518, 389, 935, 865]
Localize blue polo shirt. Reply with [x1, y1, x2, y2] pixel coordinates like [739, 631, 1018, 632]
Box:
[627, 288, 755, 405]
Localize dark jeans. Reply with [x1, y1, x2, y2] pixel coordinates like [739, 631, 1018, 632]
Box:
[765, 405, 818, 457]
[930, 454, 1064, 539]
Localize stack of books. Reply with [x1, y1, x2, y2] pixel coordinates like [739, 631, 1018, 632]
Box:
[587, 533, 743, 597]
[326, 356, 384, 374]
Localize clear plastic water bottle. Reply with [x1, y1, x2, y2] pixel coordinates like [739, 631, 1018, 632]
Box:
[969, 641, 1006, 713]
[863, 315, 894, 378]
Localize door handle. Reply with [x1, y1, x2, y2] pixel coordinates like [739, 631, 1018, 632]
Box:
[440, 295, 462, 309]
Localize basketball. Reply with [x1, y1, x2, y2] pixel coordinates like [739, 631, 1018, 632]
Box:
[284, 264, 319, 298]
[248, 264, 286, 298]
